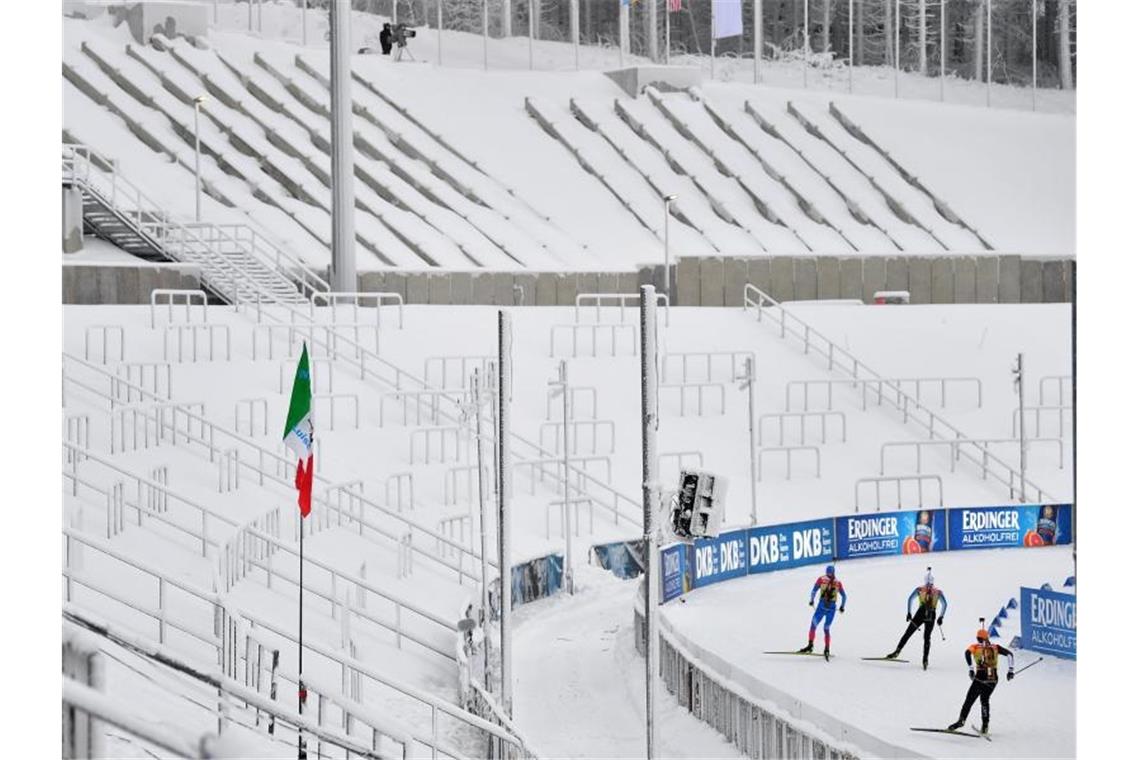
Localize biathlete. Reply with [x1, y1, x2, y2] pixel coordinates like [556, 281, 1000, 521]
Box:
[948, 626, 1015, 736]
[886, 568, 948, 669]
[797, 564, 847, 661]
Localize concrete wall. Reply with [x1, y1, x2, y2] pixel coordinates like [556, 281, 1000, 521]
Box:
[63, 263, 202, 305]
[604, 65, 704, 97]
[64, 255, 1075, 307]
[62, 186, 84, 255]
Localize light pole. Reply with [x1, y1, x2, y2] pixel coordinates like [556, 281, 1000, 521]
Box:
[662, 194, 677, 302]
[736, 356, 758, 524]
[1013, 352, 1027, 502]
[193, 95, 207, 221]
[549, 361, 573, 595]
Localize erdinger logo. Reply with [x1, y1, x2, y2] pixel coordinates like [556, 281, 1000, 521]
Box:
[847, 516, 898, 540]
[962, 510, 1020, 531]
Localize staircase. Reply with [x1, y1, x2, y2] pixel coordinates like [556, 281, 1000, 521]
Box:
[63, 142, 327, 306]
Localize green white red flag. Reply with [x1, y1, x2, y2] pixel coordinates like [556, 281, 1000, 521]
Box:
[283, 343, 314, 517]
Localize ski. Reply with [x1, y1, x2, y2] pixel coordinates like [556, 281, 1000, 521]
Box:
[763, 650, 828, 657]
[862, 656, 911, 663]
[910, 728, 986, 739]
[971, 725, 993, 742]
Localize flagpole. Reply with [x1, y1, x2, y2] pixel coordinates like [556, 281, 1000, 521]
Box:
[298, 512, 305, 759]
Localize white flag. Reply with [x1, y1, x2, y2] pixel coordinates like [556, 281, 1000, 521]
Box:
[713, 0, 744, 40]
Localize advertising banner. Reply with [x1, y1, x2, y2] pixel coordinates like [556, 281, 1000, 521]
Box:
[1019, 586, 1076, 659]
[689, 528, 749, 589]
[748, 518, 836, 574]
[836, 509, 946, 559]
[948, 504, 1072, 550]
[660, 543, 689, 603]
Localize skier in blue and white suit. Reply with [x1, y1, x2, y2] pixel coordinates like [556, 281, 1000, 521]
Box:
[797, 564, 847, 660]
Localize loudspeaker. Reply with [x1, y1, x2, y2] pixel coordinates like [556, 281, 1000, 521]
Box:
[669, 470, 727, 541]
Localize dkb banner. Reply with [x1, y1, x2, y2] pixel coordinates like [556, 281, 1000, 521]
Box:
[748, 518, 835, 574]
[835, 509, 946, 559]
[660, 543, 689, 603]
[1020, 586, 1076, 659]
[948, 504, 1073, 550]
[689, 528, 749, 589]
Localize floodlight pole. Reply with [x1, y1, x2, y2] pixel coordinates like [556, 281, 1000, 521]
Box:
[1015, 352, 1027, 503]
[738, 356, 758, 524]
[550, 360, 574, 595]
[301, 0, 307, 46]
[330, 0, 356, 291]
[662, 195, 676, 302]
[497, 310, 513, 717]
[473, 367, 493, 691]
[639, 285, 660, 760]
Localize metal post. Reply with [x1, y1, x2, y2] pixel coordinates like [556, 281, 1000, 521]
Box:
[848, 0, 854, 93]
[648, 0, 658, 62]
[755, 0, 763, 84]
[258, 0, 263, 33]
[894, 0, 900, 97]
[301, 0, 307, 46]
[437, 0, 443, 66]
[482, 0, 489, 71]
[193, 97, 203, 222]
[298, 517, 306, 759]
[572, 0, 580, 71]
[473, 368, 493, 692]
[501, 0, 511, 37]
[739, 356, 758, 524]
[528, 0, 534, 70]
[639, 285, 660, 760]
[940, 0, 946, 101]
[557, 361, 573, 594]
[1016, 352, 1027, 502]
[663, 194, 676, 302]
[1031, 0, 1037, 110]
[710, 0, 716, 79]
[803, 0, 809, 88]
[986, 0, 992, 106]
[665, 1, 671, 66]
[329, 0, 356, 292]
[497, 310, 513, 717]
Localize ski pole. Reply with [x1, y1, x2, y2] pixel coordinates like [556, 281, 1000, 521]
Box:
[938, 623, 946, 642]
[1014, 656, 1045, 676]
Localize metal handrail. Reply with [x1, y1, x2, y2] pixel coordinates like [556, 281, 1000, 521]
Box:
[61, 534, 525, 756]
[63, 442, 461, 661]
[62, 353, 487, 580]
[743, 283, 1057, 503]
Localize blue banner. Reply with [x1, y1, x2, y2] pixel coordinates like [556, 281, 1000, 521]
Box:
[689, 528, 749, 589]
[1019, 586, 1076, 659]
[836, 509, 946, 559]
[748, 518, 836, 573]
[948, 504, 1072, 550]
[660, 543, 689, 603]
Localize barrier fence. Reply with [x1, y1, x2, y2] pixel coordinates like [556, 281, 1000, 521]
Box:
[660, 503, 1073, 603]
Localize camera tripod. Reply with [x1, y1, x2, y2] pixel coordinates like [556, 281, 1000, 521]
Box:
[395, 44, 416, 62]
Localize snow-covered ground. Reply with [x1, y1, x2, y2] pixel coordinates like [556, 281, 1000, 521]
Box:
[661, 546, 1075, 758]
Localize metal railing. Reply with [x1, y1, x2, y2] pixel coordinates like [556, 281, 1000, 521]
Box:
[758, 411, 847, 446]
[63, 143, 328, 304]
[854, 475, 945, 512]
[757, 445, 822, 480]
[549, 323, 638, 358]
[574, 292, 670, 326]
[785, 376, 983, 412]
[658, 382, 726, 417]
[62, 354, 488, 584]
[743, 283, 1057, 503]
[660, 350, 755, 384]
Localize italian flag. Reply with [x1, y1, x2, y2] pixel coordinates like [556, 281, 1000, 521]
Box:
[283, 343, 314, 517]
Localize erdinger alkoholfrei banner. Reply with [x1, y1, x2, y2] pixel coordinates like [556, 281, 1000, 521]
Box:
[835, 509, 947, 559]
[948, 504, 1072, 550]
[1020, 585, 1076, 659]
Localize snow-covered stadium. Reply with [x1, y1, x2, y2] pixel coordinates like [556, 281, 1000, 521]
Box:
[57, 2, 1078, 759]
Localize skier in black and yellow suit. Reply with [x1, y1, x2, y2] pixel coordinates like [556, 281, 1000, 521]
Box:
[948, 628, 1015, 735]
[886, 568, 948, 669]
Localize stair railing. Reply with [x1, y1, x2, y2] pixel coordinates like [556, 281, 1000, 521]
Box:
[743, 283, 1056, 503]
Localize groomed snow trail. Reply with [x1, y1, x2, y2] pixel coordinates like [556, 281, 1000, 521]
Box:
[513, 566, 739, 759]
